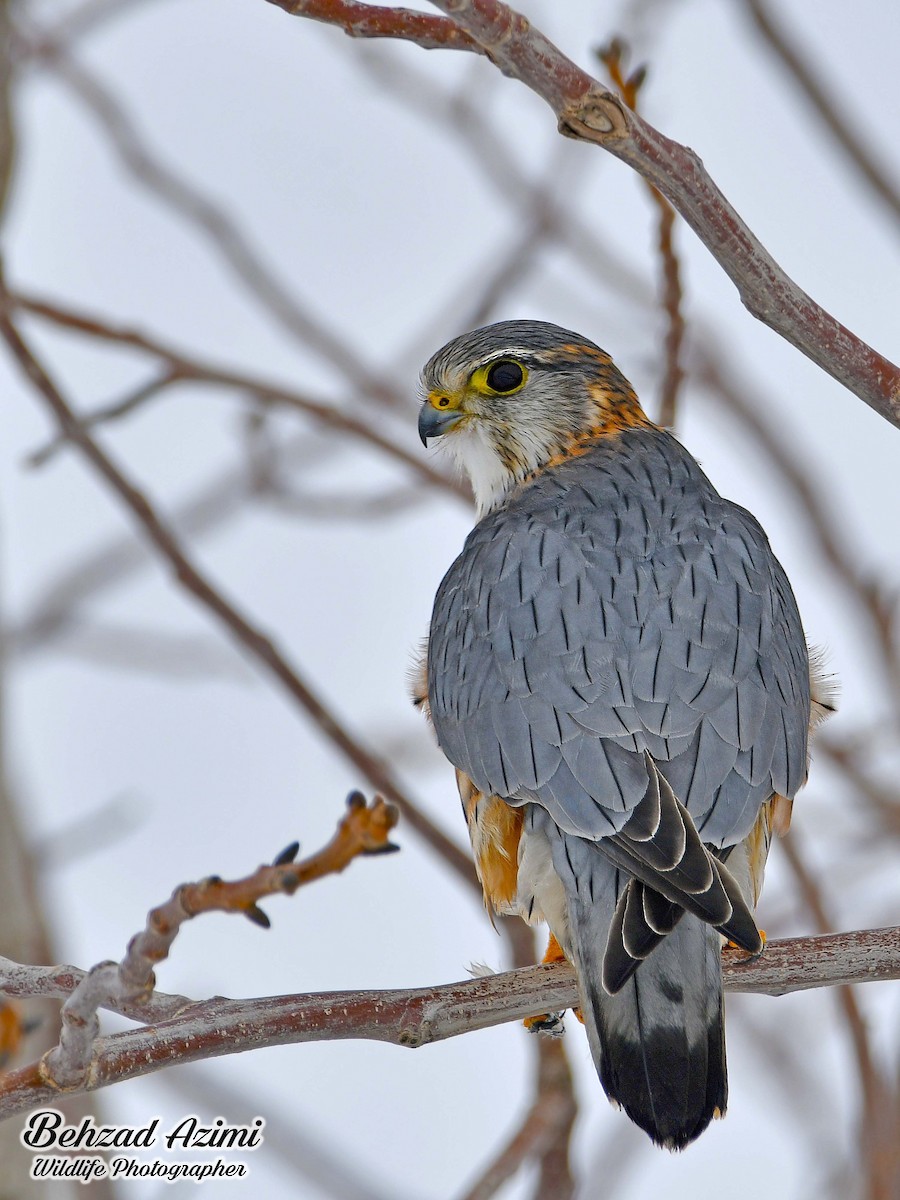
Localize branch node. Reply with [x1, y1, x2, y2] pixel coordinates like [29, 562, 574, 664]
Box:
[557, 90, 627, 141]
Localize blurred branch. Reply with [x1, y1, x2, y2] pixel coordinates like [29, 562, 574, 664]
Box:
[13, 290, 466, 503]
[458, 1037, 575, 1200]
[817, 734, 900, 838]
[275, 0, 900, 426]
[732, 1000, 836, 1167]
[20, 25, 402, 407]
[33, 793, 143, 868]
[598, 39, 684, 428]
[782, 832, 898, 1200]
[358, 48, 653, 333]
[0, 926, 897, 1120]
[49, 0, 160, 44]
[454, 186, 557, 334]
[26, 367, 180, 468]
[743, 0, 900, 228]
[40, 793, 398, 1091]
[0, 0, 15, 220]
[0, 295, 478, 889]
[10, 410, 444, 663]
[693, 346, 900, 712]
[159, 1068, 405, 1200]
[580, 1120, 647, 1200]
[531, 1038, 576, 1200]
[15, 618, 253, 681]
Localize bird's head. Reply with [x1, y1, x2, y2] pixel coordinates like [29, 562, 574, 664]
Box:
[418, 320, 651, 516]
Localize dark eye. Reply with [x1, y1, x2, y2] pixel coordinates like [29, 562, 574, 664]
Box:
[486, 359, 524, 393]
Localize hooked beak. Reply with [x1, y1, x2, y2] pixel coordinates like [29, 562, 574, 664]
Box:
[418, 396, 465, 445]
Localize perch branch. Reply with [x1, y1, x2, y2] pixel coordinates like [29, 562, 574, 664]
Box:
[0, 927, 897, 1121]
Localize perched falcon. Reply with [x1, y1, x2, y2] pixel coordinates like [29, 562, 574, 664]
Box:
[415, 320, 832, 1149]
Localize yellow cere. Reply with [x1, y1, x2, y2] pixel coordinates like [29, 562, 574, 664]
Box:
[428, 390, 463, 411]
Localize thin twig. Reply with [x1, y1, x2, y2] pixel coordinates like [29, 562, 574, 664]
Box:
[0, 291, 477, 890]
[598, 40, 685, 428]
[12, 290, 467, 503]
[41, 793, 399, 1089]
[265, 0, 482, 53]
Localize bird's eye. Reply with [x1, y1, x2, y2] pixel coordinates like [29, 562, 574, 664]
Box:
[436, 396, 450, 407]
[485, 359, 525, 394]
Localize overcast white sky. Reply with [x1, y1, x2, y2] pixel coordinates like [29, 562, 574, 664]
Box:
[3, 1, 900, 1197]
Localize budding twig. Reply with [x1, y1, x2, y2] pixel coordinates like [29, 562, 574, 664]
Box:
[38, 794, 398, 1091]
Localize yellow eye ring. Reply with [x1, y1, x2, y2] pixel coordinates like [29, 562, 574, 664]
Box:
[471, 358, 528, 396]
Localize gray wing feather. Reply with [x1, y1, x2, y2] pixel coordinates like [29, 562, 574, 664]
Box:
[428, 428, 810, 850]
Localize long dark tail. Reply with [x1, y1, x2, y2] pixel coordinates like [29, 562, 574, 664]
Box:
[541, 814, 727, 1150]
[581, 907, 726, 1150]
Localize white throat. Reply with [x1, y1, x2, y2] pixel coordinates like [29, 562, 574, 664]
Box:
[440, 420, 517, 518]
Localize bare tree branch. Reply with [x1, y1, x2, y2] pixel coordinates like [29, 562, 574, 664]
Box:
[12, 290, 467, 504]
[0, 960, 194, 1023]
[0, 927, 897, 1122]
[19, 25, 402, 407]
[41, 794, 398, 1091]
[457, 1038, 575, 1200]
[0, 292, 477, 890]
[270, 0, 900, 426]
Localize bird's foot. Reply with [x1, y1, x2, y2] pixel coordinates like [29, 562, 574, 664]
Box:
[722, 929, 767, 964]
[524, 1010, 566, 1037]
[523, 931, 575, 1036]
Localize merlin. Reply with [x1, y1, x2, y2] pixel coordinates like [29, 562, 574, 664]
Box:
[415, 320, 832, 1148]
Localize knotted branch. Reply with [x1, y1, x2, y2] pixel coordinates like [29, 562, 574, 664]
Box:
[266, 0, 900, 429]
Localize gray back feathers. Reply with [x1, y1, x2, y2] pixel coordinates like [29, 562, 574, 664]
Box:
[428, 425, 810, 851]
